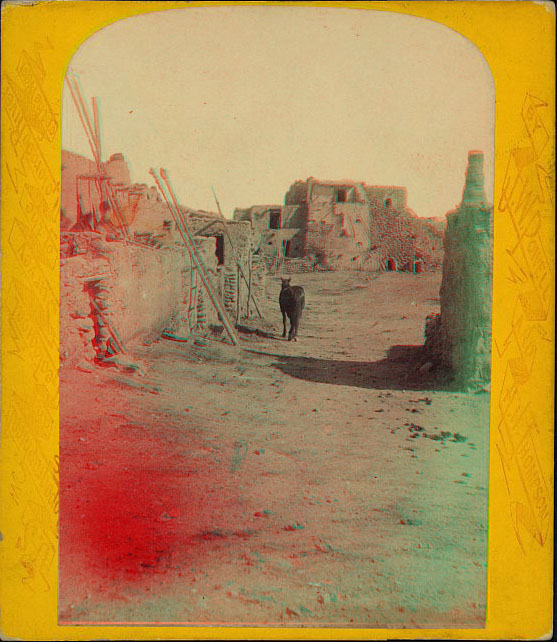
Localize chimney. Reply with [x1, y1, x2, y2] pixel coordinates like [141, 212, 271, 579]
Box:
[461, 151, 486, 207]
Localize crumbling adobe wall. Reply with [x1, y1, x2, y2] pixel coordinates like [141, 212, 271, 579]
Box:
[367, 207, 444, 271]
[303, 181, 371, 264]
[61, 150, 98, 228]
[284, 180, 309, 205]
[426, 152, 493, 389]
[282, 177, 443, 271]
[364, 186, 407, 210]
[61, 149, 176, 243]
[104, 153, 131, 186]
[60, 232, 220, 366]
[233, 205, 283, 237]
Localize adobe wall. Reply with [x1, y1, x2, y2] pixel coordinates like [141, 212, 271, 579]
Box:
[233, 205, 282, 237]
[104, 153, 131, 186]
[368, 208, 444, 271]
[365, 186, 407, 210]
[61, 150, 98, 228]
[284, 180, 309, 205]
[60, 232, 220, 367]
[61, 149, 173, 240]
[281, 178, 443, 270]
[281, 204, 306, 229]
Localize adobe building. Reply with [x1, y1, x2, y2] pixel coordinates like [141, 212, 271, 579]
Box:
[235, 178, 444, 271]
[61, 150, 172, 245]
[60, 150, 263, 368]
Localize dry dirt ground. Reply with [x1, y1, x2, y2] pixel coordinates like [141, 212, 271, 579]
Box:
[59, 270, 489, 628]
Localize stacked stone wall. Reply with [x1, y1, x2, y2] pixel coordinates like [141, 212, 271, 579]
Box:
[60, 232, 222, 366]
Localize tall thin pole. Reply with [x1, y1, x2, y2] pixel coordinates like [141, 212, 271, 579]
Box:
[247, 249, 252, 319]
[65, 76, 99, 167]
[236, 266, 241, 324]
[92, 96, 102, 168]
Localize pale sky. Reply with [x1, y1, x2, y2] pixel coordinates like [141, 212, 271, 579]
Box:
[63, 6, 495, 219]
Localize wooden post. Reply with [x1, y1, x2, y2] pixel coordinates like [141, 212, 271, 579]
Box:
[65, 75, 99, 169]
[247, 249, 252, 318]
[92, 96, 102, 167]
[236, 266, 241, 323]
[90, 298, 126, 354]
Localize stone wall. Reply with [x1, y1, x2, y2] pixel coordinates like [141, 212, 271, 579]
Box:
[426, 152, 493, 389]
[60, 232, 222, 366]
[281, 177, 444, 270]
[368, 207, 444, 272]
[364, 186, 407, 210]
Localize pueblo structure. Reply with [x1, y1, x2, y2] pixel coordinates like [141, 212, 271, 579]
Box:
[234, 179, 444, 273]
[61, 139, 492, 391]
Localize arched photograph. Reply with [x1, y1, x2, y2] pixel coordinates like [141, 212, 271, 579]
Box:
[58, 5, 494, 627]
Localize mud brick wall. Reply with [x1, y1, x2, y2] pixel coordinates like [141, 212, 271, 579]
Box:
[331, 202, 370, 249]
[61, 150, 99, 228]
[60, 233, 221, 365]
[62, 149, 174, 239]
[60, 250, 109, 367]
[281, 178, 444, 270]
[365, 186, 407, 210]
[89, 241, 191, 346]
[104, 153, 131, 186]
[281, 205, 306, 229]
[284, 180, 308, 205]
[367, 208, 444, 271]
[232, 205, 282, 237]
[436, 152, 493, 388]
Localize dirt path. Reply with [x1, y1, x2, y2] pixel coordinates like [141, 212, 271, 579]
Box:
[59, 271, 489, 627]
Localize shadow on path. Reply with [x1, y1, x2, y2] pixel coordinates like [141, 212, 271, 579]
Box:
[251, 345, 452, 392]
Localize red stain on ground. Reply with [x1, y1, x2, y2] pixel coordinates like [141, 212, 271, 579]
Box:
[79, 469, 185, 577]
[59, 378, 249, 593]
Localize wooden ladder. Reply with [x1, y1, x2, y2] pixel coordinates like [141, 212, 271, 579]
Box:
[150, 168, 239, 346]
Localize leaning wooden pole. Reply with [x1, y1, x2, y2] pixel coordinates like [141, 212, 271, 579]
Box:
[65, 76, 99, 168]
[103, 178, 131, 239]
[211, 186, 264, 319]
[246, 249, 252, 318]
[90, 298, 126, 355]
[151, 169, 239, 346]
[92, 96, 102, 170]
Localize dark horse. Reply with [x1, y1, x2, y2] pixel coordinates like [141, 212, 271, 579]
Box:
[279, 278, 305, 341]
